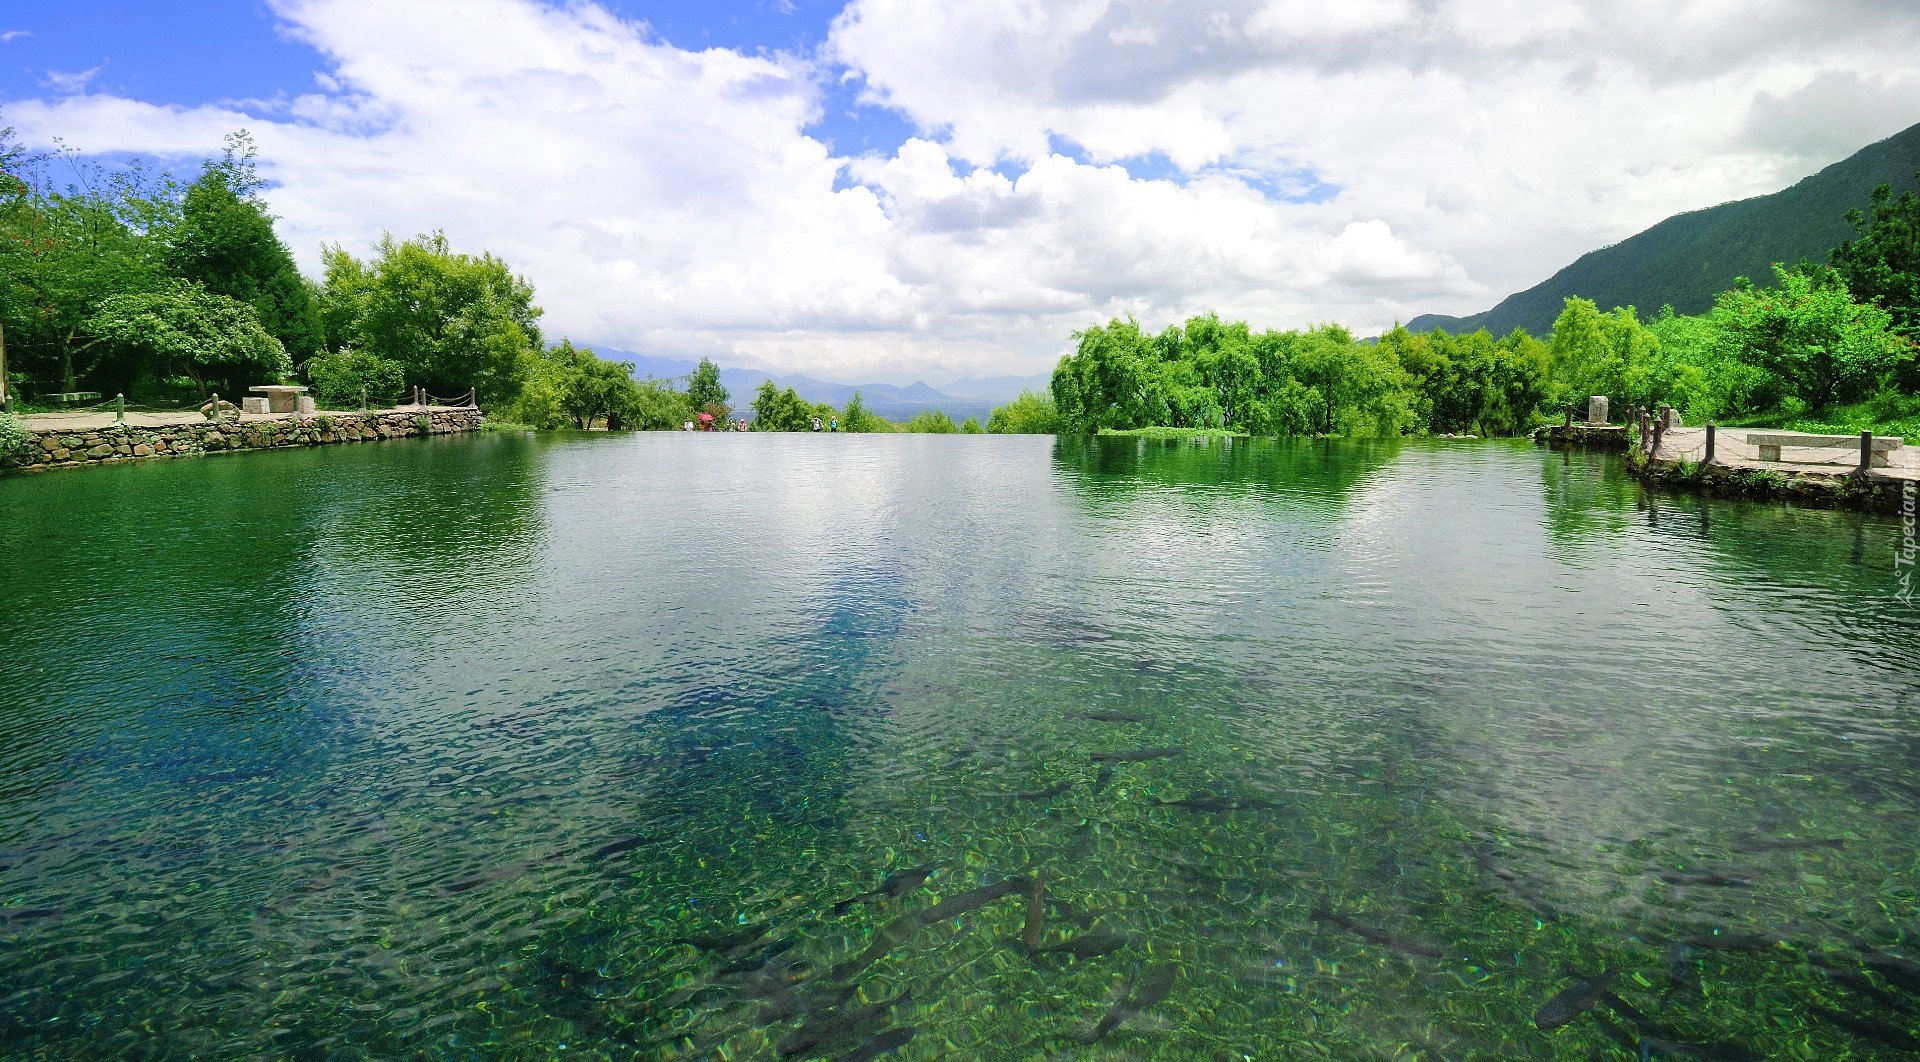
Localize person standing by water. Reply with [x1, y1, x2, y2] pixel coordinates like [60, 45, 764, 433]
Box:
[830, 415, 838, 432]
[810, 415, 822, 432]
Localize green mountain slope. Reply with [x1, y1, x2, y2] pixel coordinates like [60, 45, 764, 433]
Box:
[1409, 122, 1920, 336]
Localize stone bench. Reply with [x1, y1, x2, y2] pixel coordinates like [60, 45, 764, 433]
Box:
[1748, 432, 1904, 467]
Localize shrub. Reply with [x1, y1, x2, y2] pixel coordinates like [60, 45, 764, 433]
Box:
[0, 412, 28, 460]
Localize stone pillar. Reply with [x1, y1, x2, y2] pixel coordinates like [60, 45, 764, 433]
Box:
[1587, 395, 1608, 426]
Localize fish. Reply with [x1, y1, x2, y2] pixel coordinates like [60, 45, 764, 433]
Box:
[589, 834, 657, 860]
[1636, 1035, 1763, 1060]
[1859, 950, 1920, 996]
[1090, 748, 1184, 763]
[1084, 964, 1177, 1042]
[1005, 781, 1072, 801]
[1155, 793, 1280, 813]
[1310, 908, 1445, 958]
[0, 907, 62, 924]
[1729, 836, 1845, 853]
[834, 866, 936, 914]
[1683, 933, 1786, 953]
[1031, 932, 1131, 963]
[1091, 765, 1115, 793]
[1653, 869, 1753, 888]
[1076, 711, 1150, 723]
[1469, 845, 1564, 923]
[831, 878, 1028, 982]
[777, 989, 911, 1057]
[1816, 966, 1913, 1011]
[437, 857, 554, 896]
[834, 1026, 916, 1062]
[1022, 871, 1047, 952]
[1811, 1005, 1920, 1051]
[1534, 969, 1617, 1030]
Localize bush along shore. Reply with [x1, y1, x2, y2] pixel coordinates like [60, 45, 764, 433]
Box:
[0, 408, 482, 474]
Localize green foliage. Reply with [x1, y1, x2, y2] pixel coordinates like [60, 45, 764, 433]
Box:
[986, 388, 1058, 434]
[1708, 265, 1910, 412]
[686, 358, 729, 418]
[1383, 326, 1551, 436]
[840, 390, 887, 432]
[959, 416, 984, 434]
[85, 281, 290, 393]
[1831, 173, 1920, 345]
[318, 231, 542, 408]
[905, 409, 958, 433]
[0, 409, 26, 458]
[750, 379, 825, 431]
[1054, 315, 1429, 438]
[511, 341, 683, 430]
[1096, 426, 1247, 439]
[166, 133, 323, 362]
[306, 346, 405, 409]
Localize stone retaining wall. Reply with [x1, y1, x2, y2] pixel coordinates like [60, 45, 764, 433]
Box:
[2, 408, 484, 474]
[1533, 423, 1631, 450]
[1630, 448, 1911, 514]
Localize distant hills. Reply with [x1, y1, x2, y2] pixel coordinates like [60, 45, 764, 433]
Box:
[1409, 121, 1920, 337]
[591, 348, 1049, 423]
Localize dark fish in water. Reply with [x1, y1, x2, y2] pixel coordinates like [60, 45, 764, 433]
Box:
[589, 834, 657, 859]
[1310, 908, 1445, 958]
[1815, 966, 1912, 1012]
[1637, 1035, 1763, 1060]
[1092, 765, 1115, 793]
[1730, 836, 1845, 853]
[1023, 871, 1047, 952]
[1090, 748, 1184, 763]
[1684, 932, 1786, 953]
[778, 989, 911, 1057]
[1468, 844, 1564, 923]
[1076, 711, 1150, 723]
[1859, 950, 1920, 996]
[1155, 793, 1279, 813]
[1032, 932, 1131, 962]
[1811, 1005, 1920, 1051]
[1005, 781, 1072, 801]
[835, 866, 936, 914]
[1653, 869, 1752, 888]
[829, 878, 1027, 983]
[1084, 964, 1177, 1042]
[834, 1026, 916, 1062]
[0, 907, 62, 924]
[1534, 969, 1616, 1030]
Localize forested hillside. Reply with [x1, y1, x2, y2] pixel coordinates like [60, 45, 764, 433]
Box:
[1411, 122, 1920, 336]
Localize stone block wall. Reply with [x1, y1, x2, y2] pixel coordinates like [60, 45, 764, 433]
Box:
[2, 408, 483, 474]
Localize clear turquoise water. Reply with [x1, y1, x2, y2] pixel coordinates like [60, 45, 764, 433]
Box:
[1, 432, 1917, 1059]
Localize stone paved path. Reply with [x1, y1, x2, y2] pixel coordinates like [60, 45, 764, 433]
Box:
[1654, 426, 1919, 481]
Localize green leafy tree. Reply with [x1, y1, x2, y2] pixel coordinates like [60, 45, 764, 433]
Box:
[319, 231, 542, 407]
[841, 389, 888, 432]
[986, 389, 1058, 433]
[1831, 174, 1920, 341]
[750, 379, 817, 430]
[307, 346, 405, 409]
[1547, 298, 1656, 410]
[959, 416, 984, 433]
[1710, 265, 1911, 412]
[686, 357, 729, 419]
[85, 281, 289, 393]
[629, 378, 697, 431]
[905, 409, 958, 433]
[166, 132, 322, 363]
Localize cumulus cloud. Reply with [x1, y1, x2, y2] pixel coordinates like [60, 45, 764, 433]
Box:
[4, 0, 1920, 382]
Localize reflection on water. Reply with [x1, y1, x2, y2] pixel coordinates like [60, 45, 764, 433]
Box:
[2, 433, 1917, 1058]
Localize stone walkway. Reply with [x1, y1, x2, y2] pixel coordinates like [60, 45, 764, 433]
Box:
[1654, 426, 1920, 481]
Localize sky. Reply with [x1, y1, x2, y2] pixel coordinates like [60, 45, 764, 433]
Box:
[3, 0, 1919, 386]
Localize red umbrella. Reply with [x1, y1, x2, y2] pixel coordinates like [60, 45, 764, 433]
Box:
[697, 412, 714, 422]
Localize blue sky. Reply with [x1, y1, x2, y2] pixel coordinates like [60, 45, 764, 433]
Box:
[4, 1, 1916, 383]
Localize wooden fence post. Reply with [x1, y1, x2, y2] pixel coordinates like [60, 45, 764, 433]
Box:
[1705, 422, 1715, 463]
[1860, 430, 1873, 474]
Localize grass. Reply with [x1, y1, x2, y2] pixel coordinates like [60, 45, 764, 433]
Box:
[1718, 391, 1920, 439]
[1097, 426, 1249, 440]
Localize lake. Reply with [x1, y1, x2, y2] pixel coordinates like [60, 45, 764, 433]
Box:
[2, 432, 1917, 1059]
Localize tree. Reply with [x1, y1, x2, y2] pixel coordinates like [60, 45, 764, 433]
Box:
[841, 389, 887, 432]
[750, 379, 816, 430]
[166, 132, 323, 363]
[1710, 265, 1911, 412]
[1832, 174, 1920, 342]
[687, 357, 729, 418]
[85, 281, 289, 393]
[986, 389, 1058, 433]
[307, 346, 405, 409]
[906, 409, 958, 433]
[959, 416, 984, 433]
[319, 232, 542, 407]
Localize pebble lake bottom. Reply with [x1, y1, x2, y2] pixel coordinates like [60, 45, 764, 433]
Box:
[1, 431, 1916, 1059]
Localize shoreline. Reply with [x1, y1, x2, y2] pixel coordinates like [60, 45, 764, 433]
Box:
[2, 407, 485, 475]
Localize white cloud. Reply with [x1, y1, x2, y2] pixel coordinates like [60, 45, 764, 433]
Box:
[4, 0, 1920, 383]
[43, 66, 101, 93]
[1, 30, 31, 44]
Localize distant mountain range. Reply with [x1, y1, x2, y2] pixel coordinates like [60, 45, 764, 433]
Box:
[1409, 121, 1920, 337]
[591, 347, 1050, 423]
